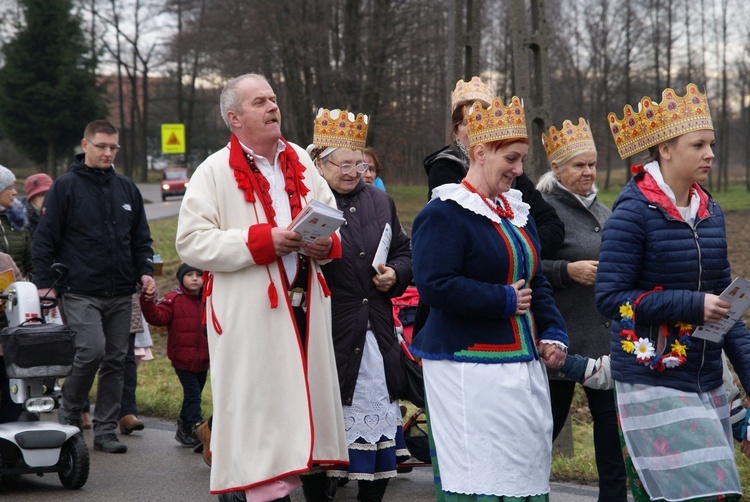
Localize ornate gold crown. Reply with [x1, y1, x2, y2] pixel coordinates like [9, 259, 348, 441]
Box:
[466, 96, 527, 147]
[542, 118, 596, 165]
[451, 76, 495, 114]
[608, 83, 713, 159]
[313, 108, 369, 151]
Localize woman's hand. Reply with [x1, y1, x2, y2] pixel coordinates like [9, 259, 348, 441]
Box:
[703, 293, 730, 324]
[741, 439, 750, 458]
[566, 260, 598, 286]
[512, 279, 532, 315]
[303, 236, 333, 261]
[373, 264, 396, 292]
[540, 343, 566, 369]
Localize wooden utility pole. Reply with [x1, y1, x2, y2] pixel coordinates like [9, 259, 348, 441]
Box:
[446, 0, 481, 141]
[509, 0, 552, 182]
[509, 0, 572, 457]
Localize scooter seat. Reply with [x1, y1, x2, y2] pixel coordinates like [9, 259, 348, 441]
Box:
[15, 429, 67, 449]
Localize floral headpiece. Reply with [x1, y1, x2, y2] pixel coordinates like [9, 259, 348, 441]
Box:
[618, 288, 693, 372]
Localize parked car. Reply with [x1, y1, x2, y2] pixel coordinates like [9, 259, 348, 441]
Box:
[161, 167, 190, 201]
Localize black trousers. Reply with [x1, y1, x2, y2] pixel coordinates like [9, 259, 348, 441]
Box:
[549, 380, 627, 502]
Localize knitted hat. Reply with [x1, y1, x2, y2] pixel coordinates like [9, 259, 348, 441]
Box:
[176, 263, 203, 286]
[24, 173, 53, 199]
[0, 165, 16, 191]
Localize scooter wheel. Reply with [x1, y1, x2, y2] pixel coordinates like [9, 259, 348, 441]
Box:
[57, 435, 89, 489]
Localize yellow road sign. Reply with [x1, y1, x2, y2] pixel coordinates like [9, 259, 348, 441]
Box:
[161, 123, 185, 154]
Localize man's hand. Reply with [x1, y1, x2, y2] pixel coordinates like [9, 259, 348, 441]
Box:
[373, 264, 397, 292]
[272, 228, 304, 256]
[140, 275, 156, 301]
[303, 236, 333, 261]
[567, 260, 598, 286]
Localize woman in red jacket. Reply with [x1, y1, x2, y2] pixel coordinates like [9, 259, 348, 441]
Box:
[141, 263, 208, 448]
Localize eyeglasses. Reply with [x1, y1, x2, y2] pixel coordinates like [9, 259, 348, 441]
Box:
[326, 159, 369, 175]
[88, 141, 121, 152]
[2, 184, 16, 192]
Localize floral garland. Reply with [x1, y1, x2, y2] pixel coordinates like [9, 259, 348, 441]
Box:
[618, 299, 693, 371]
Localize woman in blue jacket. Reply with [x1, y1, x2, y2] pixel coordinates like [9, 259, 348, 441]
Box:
[596, 83, 750, 501]
[411, 95, 568, 501]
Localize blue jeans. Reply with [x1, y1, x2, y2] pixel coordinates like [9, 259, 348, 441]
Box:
[174, 368, 207, 425]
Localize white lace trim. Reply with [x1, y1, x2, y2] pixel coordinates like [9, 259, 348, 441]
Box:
[342, 330, 402, 445]
[431, 183, 530, 228]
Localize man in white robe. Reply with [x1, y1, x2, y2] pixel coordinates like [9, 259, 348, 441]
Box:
[176, 74, 348, 502]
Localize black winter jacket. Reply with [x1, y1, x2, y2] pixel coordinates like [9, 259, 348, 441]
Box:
[32, 154, 154, 296]
[322, 181, 412, 405]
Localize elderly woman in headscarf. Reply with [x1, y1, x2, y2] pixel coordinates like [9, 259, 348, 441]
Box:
[536, 118, 626, 501]
[0, 166, 31, 278]
[307, 108, 412, 502]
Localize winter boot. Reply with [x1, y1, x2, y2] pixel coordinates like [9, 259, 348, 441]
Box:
[301, 472, 337, 502]
[175, 419, 199, 448]
[357, 479, 389, 502]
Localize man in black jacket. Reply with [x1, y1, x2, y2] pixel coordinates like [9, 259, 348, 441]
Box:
[32, 120, 155, 454]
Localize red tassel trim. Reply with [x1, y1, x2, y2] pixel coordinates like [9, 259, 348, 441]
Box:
[268, 281, 278, 309]
[317, 272, 331, 297]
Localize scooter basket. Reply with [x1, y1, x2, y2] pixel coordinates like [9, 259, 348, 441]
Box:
[1, 322, 76, 378]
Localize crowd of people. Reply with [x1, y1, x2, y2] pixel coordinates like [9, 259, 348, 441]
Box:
[0, 72, 748, 502]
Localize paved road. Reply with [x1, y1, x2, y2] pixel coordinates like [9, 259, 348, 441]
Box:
[137, 182, 182, 221]
[0, 183, 613, 500]
[2, 412, 603, 501]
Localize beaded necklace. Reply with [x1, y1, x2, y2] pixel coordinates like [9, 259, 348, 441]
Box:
[461, 179, 514, 220]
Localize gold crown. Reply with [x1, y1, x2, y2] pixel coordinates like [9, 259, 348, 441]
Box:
[313, 108, 369, 151]
[451, 76, 495, 114]
[466, 96, 527, 147]
[542, 118, 596, 165]
[608, 83, 713, 159]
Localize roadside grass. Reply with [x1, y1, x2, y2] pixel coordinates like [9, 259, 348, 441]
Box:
[128, 183, 750, 493]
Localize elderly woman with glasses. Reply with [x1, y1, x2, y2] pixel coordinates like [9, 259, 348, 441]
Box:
[307, 108, 412, 502]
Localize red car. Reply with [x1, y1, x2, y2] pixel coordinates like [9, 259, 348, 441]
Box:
[161, 167, 190, 201]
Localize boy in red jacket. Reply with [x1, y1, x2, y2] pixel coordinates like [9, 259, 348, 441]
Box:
[141, 263, 208, 448]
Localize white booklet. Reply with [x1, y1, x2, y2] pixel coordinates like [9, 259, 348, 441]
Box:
[372, 223, 392, 274]
[288, 199, 345, 243]
[692, 277, 750, 343]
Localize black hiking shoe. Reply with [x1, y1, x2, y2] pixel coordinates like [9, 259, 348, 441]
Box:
[94, 433, 128, 453]
[175, 420, 199, 448]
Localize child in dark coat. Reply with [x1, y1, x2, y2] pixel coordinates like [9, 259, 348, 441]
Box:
[141, 263, 208, 448]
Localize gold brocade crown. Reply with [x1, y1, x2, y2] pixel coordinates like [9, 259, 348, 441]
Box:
[313, 108, 369, 151]
[451, 76, 495, 114]
[542, 118, 596, 165]
[466, 96, 528, 147]
[608, 83, 713, 159]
